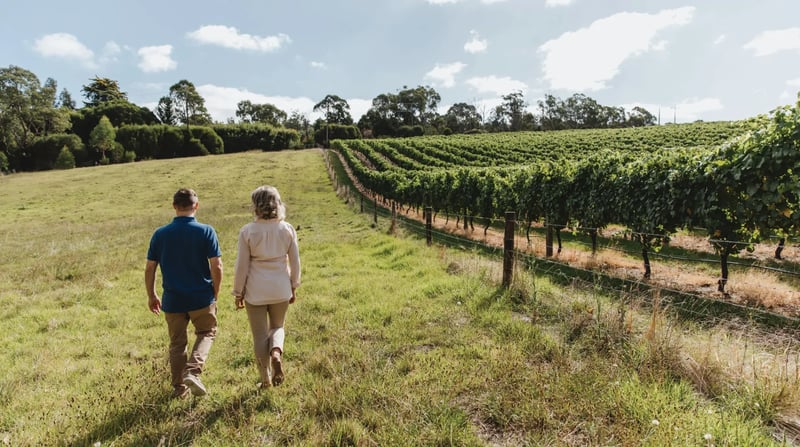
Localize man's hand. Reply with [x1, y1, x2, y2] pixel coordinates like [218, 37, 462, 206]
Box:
[148, 295, 161, 315]
[235, 296, 245, 310]
[289, 288, 297, 304]
[145, 260, 160, 315]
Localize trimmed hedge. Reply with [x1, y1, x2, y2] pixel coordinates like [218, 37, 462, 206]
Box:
[211, 123, 300, 152]
[28, 134, 86, 171]
[116, 125, 223, 160]
[314, 124, 361, 147]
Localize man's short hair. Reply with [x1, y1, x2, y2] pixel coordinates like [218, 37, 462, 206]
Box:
[173, 188, 198, 210]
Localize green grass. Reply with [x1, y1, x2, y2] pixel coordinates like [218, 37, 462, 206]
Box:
[0, 149, 795, 446]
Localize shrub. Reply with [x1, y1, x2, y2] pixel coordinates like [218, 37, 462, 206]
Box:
[184, 137, 209, 157]
[109, 142, 125, 163]
[189, 126, 224, 154]
[29, 134, 86, 170]
[117, 125, 159, 160]
[211, 123, 298, 152]
[54, 145, 76, 169]
[396, 125, 424, 138]
[122, 151, 136, 163]
[157, 126, 184, 159]
[314, 124, 361, 147]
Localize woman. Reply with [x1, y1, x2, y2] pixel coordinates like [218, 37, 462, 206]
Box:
[233, 185, 301, 388]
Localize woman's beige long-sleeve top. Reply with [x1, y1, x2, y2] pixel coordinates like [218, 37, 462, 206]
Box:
[232, 218, 301, 305]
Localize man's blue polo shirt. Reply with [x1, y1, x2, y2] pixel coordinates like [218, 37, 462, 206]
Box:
[147, 216, 221, 313]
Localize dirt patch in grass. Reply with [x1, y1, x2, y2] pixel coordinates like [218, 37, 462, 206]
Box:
[399, 207, 800, 320]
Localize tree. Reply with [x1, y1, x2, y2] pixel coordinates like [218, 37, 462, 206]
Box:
[602, 106, 627, 128]
[0, 151, 8, 172]
[235, 100, 287, 126]
[89, 115, 116, 162]
[444, 103, 482, 133]
[82, 76, 127, 107]
[168, 80, 211, 126]
[396, 85, 440, 128]
[500, 91, 528, 131]
[285, 110, 312, 145]
[57, 89, 76, 110]
[156, 96, 177, 125]
[536, 93, 648, 130]
[486, 105, 508, 132]
[313, 95, 353, 125]
[284, 110, 310, 131]
[0, 65, 70, 170]
[627, 106, 656, 127]
[538, 94, 563, 131]
[54, 145, 75, 169]
[359, 85, 442, 137]
[69, 100, 157, 147]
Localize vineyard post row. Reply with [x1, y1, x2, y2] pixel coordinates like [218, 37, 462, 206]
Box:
[330, 96, 800, 296]
[324, 146, 800, 332]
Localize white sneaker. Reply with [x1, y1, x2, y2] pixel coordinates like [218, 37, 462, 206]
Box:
[183, 374, 207, 396]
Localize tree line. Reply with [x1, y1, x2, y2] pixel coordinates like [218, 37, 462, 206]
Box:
[0, 64, 658, 173]
[333, 96, 800, 293]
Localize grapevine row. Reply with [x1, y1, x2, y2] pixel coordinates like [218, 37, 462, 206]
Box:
[334, 98, 800, 293]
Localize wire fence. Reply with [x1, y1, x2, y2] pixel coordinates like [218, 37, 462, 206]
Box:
[326, 147, 800, 443]
[324, 149, 800, 337]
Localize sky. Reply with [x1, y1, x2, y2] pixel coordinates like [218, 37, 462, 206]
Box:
[2, 0, 799, 124]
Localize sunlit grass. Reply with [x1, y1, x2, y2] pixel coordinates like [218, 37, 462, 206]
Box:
[0, 149, 796, 445]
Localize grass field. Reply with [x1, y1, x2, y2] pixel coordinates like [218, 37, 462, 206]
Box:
[1, 149, 798, 446]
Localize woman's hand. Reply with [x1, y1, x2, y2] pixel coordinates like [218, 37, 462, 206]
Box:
[289, 288, 296, 304]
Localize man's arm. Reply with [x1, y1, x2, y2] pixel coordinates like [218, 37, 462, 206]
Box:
[209, 256, 223, 301]
[145, 260, 161, 315]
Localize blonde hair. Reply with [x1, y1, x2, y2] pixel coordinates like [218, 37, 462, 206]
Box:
[251, 185, 285, 220]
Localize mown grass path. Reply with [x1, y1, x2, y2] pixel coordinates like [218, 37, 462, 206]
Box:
[0, 150, 789, 446]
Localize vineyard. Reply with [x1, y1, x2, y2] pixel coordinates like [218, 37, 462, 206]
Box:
[331, 98, 800, 316]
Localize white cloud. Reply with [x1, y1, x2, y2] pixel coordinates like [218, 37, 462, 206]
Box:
[197, 85, 315, 122]
[674, 97, 723, 121]
[425, 62, 467, 88]
[779, 90, 796, 103]
[347, 98, 373, 121]
[33, 33, 96, 68]
[472, 97, 503, 115]
[713, 34, 726, 45]
[481, 0, 509, 3]
[137, 82, 168, 91]
[187, 25, 291, 52]
[465, 75, 528, 95]
[651, 40, 668, 51]
[743, 28, 800, 56]
[464, 30, 488, 54]
[538, 6, 695, 91]
[98, 41, 122, 65]
[310, 61, 327, 69]
[546, 0, 574, 7]
[137, 45, 177, 73]
[782, 79, 800, 103]
[193, 84, 373, 122]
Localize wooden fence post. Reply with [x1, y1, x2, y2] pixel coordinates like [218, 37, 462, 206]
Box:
[390, 201, 397, 233]
[545, 221, 553, 257]
[503, 211, 516, 288]
[373, 197, 378, 224]
[360, 194, 364, 213]
[425, 206, 432, 246]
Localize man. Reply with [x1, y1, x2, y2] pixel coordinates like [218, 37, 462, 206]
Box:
[145, 188, 223, 399]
